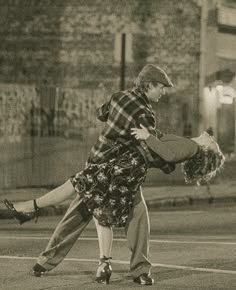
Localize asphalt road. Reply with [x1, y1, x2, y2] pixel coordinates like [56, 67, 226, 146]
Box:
[0, 205, 236, 290]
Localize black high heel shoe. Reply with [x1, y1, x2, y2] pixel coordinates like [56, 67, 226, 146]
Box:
[4, 199, 39, 225]
[96, 256, 112, 284]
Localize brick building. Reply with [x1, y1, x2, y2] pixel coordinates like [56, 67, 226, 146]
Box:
[0, 0, 223, 187]
[200, 0, 236, 154]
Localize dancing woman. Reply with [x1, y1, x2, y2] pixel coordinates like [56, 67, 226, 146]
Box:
[4, 127, 224, 282]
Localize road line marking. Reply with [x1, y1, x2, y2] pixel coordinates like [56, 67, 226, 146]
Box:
[151, 211, 204, 215]
[150, 240, 236, 245]
[0, 236, 236, 245]
[0, 255, 235, 275]
[0, 236, 49, 240]
[151, 263, 236, 275]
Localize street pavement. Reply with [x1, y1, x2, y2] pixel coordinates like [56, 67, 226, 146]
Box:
[0, 207, 236, 290]
[1, 164, 236, 289]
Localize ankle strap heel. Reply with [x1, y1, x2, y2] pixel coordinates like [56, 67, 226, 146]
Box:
[4, 199, 38, 225]
[99, 256, 112, 264]
[96, 256, 112, 284]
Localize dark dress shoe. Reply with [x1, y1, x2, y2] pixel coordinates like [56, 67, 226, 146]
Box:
[32, 263, 47, 277]
[133, 273, 154, 286]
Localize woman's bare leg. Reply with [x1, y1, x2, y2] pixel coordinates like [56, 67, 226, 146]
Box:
[94, 217, 113, 258]
[94, 217, 113, 282]
[14, 180, 75, 212]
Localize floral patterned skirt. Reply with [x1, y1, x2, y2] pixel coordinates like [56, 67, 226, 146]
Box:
[70, 148, 147, 227]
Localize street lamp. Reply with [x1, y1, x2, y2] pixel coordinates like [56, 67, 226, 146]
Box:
[216, 85, 235, 104]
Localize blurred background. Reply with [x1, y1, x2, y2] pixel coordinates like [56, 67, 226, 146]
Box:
[0, 0, 235, 189]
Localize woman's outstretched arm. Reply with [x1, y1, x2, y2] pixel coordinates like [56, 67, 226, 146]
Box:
[131, 125, 198, 163]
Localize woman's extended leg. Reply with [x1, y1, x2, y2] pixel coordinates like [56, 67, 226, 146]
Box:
[14, 179, 75, 212]
[94, 217, 113, 284]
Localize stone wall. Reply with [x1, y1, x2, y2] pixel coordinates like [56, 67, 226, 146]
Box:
[0, 0, 202, 187]
[0, 0, 201, 105]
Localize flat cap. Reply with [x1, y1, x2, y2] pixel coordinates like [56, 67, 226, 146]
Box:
[138, 64, 174, 87]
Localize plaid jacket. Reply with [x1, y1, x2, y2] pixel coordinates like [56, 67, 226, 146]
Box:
[87, 88, 175, 173]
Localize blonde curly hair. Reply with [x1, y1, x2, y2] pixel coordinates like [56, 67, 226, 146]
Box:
[182, 143, 225, 185]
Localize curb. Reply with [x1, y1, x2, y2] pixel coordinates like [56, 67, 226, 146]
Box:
[146, 195, 236, 209]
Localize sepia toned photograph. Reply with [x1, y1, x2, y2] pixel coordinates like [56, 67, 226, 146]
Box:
[0, 0, 235, 289]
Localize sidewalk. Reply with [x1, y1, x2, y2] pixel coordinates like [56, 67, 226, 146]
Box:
[144, 181, 236, 209]
[0, 181, 236, 218]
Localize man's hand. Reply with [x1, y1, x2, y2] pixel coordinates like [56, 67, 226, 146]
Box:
[131, 124, 150, 140]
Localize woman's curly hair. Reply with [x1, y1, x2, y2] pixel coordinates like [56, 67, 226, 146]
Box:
[182, 146, 225, 185]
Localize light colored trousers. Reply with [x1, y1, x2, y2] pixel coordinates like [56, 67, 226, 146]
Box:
[37, 188, 152, 278]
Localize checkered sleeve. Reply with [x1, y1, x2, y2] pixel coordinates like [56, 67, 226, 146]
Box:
[137, 113, 164, 138]
[108, 92, 157, 137]
[136, 106, 163, 138]
[96, 101, 110, 122]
